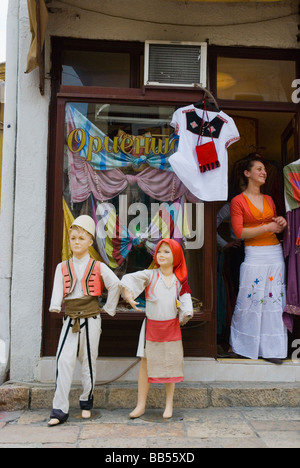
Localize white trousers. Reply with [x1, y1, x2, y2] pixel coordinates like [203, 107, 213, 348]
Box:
[230, 245, 288, 360]
[52, 315, 102, 416]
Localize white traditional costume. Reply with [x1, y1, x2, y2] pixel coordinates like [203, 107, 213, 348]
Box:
[121, 239, 193, 383]
[169, 104, 240, 202]
[49, 217, 120, 423]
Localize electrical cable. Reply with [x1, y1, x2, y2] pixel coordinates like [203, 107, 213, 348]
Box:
[53, 0, 298, 29]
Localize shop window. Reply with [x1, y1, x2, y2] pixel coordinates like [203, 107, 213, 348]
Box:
[45, 38, 216, 358]
[64, 102, 205, 310]
[58, 40, 144, 88]
[62, 51, 131, 87]
[217, 57, 296, 103]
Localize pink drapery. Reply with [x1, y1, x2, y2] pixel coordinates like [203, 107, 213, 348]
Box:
[69, 152, 199, 203]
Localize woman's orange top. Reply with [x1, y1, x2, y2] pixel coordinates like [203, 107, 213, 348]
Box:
[230, 193, 279, 247]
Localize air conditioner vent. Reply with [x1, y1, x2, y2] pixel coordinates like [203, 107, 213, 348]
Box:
[144, 41, 207, 88]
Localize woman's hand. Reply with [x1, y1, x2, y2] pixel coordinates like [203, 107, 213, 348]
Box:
[267, 217, 287, 234]
[224, 239, 242, 250]
[272, 216, 287, 229]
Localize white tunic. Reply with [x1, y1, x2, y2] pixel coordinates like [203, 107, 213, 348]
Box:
[169, 105, 240, 202]
[120, 269, 193, 357]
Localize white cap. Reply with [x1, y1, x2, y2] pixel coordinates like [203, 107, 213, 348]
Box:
[70, 215, 95, 238]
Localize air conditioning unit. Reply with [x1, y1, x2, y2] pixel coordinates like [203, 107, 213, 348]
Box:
[144, 40, 207, 88]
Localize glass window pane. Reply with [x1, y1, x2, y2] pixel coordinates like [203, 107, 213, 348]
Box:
[63, 102, 204, 307]
[217, 57, 296, 102]
[62, 51, 131, 87]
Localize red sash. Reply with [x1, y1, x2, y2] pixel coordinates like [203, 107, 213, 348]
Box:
[146, 318, 182, 342]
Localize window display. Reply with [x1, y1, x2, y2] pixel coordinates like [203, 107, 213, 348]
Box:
[63, 102, 205, 307]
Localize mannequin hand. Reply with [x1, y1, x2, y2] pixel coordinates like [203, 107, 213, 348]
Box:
[122, 287, 141, 312]
[179, 313, 193, 326]
[49, 309, 61, 314]
[127, 298, 141, 312]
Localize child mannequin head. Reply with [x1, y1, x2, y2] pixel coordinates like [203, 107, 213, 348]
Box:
[156, 242, 174, 269]
[69, 215, 95, 259]
[154, 238, 191, 296]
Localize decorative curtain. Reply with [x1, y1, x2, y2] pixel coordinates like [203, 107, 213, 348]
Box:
[66, 105, 178, 172]
[66, 104, 199, 204]
[69, 151, 199, 204]
[91, 197, 191, 269]
[62, 198, 103, 262]
[64, 105, 202, 268]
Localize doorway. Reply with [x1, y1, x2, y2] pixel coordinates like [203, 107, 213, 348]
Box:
[216, 110, 298, 357]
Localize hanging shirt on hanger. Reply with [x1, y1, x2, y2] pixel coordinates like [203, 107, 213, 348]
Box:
[169, 104, 240, 202]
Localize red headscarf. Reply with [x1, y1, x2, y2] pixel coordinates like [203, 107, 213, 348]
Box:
[154, 239, 191, 296]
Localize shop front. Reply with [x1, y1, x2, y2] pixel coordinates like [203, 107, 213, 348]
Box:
[43, 38, 217, 363]
[1, 0, 300, 384]
[43, 36, 300, 370]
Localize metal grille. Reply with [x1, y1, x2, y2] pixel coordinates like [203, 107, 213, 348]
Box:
[147, 44, 202, 85]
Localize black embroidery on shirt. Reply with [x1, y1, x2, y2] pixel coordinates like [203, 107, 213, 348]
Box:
[186, 111, 225, 139]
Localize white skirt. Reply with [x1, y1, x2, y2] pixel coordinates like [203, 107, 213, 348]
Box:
[230, 244, 288, 360]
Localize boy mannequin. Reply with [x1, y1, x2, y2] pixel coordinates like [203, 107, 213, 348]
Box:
[48, 215, 120, 426]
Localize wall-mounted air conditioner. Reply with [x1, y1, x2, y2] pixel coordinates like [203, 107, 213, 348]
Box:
[144, 40, 207, 88]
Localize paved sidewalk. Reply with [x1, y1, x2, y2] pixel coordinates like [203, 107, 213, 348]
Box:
[1, 407, 300, 448]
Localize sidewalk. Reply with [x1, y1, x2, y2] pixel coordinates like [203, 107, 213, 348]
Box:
[1, 407, 300, 448]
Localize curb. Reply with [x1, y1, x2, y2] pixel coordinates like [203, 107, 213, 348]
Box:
[1, 381, 300, 412]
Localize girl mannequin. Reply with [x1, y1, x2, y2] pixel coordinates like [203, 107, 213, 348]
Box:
[121, 239, 193, 419]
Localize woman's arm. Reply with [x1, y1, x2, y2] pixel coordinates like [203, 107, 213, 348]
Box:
[241, 221, 283, 240]
[230, 196, 286, 240]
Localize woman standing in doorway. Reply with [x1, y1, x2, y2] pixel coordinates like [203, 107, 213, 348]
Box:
[230, 156, 288, 364]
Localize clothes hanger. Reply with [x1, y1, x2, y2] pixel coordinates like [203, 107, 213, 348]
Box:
[193, 87, 220, 113]
[194, 98, 220, 113]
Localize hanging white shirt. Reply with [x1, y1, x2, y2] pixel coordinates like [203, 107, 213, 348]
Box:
[169, 104, 240, 202]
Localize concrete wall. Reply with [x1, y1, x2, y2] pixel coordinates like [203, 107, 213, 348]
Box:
[0, 0, 19, 384]
[46, 0, 298, 49]
[1, 0, 298, 382]
[1, 0, 50, 382]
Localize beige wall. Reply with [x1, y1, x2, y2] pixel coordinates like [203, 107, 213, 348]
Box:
[0, 63, 4, 209]
[46, 0, 298, 54]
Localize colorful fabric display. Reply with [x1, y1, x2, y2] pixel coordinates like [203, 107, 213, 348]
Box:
[68, 150, 199, 204]
[284, 160, 300, 212]
[66, 104, 178, 172]
[283, 209, 300, 332]
[283, 160, 300, 332]
[92, 197, 191, 269]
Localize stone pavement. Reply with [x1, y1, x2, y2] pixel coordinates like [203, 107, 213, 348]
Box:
[1, 407, 300, 448]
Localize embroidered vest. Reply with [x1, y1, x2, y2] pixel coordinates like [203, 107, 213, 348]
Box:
[61, 258, 103, 298]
